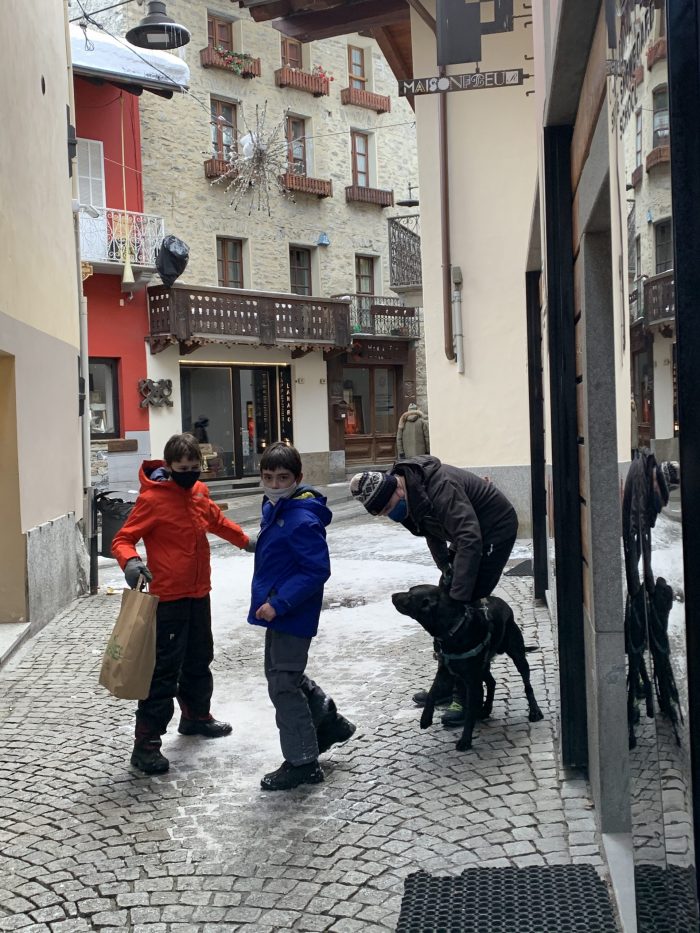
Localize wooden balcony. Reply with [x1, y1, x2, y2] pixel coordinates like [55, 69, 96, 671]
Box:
[204, 158, 234, 179]
[340, 86, 391, 113]
[199, 46, 261, 78]
[646, 144, 671, 172]
[275, 66, 329, 96]
[630, 163, 643, 189]
[644, 270, 675, 326]
[647, 37, 667, 69]
[147, 284, 350, 354]
[345, 185, 394, 207]
[280, 171, 332, 198]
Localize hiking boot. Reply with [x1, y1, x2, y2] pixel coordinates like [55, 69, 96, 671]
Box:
[260, 760, 324, 792]
[178, 716, 232, 738]
[412, 689, 453, 708]
[441, 700, 465, 728]
[317, 713, 356, 755]
[130, 743, 169, 774]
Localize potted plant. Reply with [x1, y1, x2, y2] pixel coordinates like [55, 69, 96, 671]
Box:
[214, 46, 256, 76]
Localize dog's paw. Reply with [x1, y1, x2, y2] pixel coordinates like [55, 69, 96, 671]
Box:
[455, 737, 472, 752]
[529, 708, 544, 722]
[420, 709, 434, 729]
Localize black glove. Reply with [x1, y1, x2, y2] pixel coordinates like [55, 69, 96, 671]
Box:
[124, 558, 152, 589]
[244, 534, 257, 553]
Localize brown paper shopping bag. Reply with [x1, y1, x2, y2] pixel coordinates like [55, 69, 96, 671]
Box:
[99, 583, 159, 700]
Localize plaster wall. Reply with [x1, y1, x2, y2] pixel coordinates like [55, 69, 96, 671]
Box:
[409, 4, 536, 477]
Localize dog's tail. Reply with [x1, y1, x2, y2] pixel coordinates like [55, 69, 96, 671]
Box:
[525, 645, 539, 653]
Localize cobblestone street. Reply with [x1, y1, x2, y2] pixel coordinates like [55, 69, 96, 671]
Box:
[0, 513, 607, 933]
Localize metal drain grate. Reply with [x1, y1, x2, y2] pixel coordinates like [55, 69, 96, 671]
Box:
[396, 866, 618, 933]
[635, 863, 699, 933]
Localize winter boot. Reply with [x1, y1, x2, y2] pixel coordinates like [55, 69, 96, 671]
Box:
[130, 741, 169, 774]
[412, 689, 453, 708]
[178, 715, 232, 738]
[441, 699, 465, 728]
[316, 701, 356, 755]
[260, 760, 324, 792]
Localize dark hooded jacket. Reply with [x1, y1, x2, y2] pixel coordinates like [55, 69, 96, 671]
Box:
[392, 456, 518, 602]
[248, 487, 332, 639]
[622, 450, 669, 595]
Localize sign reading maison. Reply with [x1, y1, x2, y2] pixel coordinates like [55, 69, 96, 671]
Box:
[398, 69, 523, 97]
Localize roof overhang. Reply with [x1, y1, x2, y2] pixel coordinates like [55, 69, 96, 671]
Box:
[70, 23, 189, 97]
[238, 0, 415, 81]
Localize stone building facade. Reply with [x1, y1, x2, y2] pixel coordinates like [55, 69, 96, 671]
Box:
[71, 0, 422, 484]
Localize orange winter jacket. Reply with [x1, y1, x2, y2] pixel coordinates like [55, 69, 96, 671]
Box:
[111, 460, 249, 601]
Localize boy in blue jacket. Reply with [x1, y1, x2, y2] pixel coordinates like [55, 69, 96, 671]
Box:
[249, 442, 355, 791]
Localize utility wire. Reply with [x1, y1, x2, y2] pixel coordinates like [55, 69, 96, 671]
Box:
[69, 0, 137, 23]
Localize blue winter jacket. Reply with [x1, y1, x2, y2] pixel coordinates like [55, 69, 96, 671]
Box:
[247, 487, 332, 639]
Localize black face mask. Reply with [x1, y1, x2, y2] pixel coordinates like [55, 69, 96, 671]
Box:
[171, 470, 200, 490]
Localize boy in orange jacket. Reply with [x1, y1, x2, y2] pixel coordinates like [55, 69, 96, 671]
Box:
[112, 433, 254, 774]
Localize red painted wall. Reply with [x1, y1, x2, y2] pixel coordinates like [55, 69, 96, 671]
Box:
[84, 275, 149, 434]
[75, 79, 149, 435]
[74, 77, 142, 212]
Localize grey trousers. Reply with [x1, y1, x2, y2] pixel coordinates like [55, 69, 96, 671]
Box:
[264, 628, 329, 766]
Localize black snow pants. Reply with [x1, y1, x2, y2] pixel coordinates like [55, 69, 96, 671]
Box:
[135, 595, 214, 746]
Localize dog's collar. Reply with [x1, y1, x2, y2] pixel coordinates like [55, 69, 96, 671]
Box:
[441, 631, 491, 661]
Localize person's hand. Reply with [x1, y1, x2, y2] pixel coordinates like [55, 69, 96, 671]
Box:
[124, 558, 152, 589]
[255, 602, 277, 622]
[244, 534, 257, 553]
[438, 565, 454, 593]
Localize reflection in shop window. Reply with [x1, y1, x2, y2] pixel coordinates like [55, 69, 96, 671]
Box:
[655, 219, 673, 273]
[89, 359, 119, 439]
[652, 85, 669, 148]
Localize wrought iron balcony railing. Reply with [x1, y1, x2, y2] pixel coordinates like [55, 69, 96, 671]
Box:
[79, 208, 165, 268]
[629, 280, 644, 325]
[147, 284, 351, 353]
[644, 269, 675, 326]
[333, 294, 421, 339]
[389, 214, 421, 289]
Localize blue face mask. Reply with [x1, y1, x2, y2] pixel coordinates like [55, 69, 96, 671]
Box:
[387, 498, 408, 522]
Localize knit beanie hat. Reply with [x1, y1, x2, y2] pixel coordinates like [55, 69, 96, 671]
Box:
[350, 471, 398, 515]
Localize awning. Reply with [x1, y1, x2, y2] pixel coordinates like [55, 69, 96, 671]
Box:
[70, 23, 189, 97]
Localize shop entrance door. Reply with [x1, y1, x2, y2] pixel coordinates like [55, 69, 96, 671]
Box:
[342, 365, 398, 463]
[181, 365, 292, 479]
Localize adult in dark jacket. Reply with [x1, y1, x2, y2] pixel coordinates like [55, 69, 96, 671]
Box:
[351, 456, 518, 723]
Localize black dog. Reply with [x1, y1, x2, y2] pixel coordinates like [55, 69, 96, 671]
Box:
[392, 584, 544, 751]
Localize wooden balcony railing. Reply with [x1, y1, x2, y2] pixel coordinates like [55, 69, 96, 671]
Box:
[647, 37, 667, 69]
[630, 163, 643, 189]
[644, 270, 675, 326]
[340, 86, 391, 113]
[646, 145, 671, 171]
[333, 294, 421, 339]
[345, 185, 394, 207]
[199, 46, 261, 78]
[204, 158, 234, 179]
[147, 284, 350, 354]
[280, 171, 332, 198]
[275, 66, 329, 96]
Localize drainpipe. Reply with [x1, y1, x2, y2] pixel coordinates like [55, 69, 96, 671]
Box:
[438, 70, 456, 361]
[64, 0, 97, 593]
[452, 265, 464, 373]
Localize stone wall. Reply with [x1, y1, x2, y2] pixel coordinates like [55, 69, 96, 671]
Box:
[83, 0, 420, 302]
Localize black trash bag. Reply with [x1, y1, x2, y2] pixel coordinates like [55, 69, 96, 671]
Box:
[156, 235, 189, 287]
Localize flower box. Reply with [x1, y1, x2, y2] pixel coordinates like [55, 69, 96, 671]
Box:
[200, 46, 261, 78]
[275, 66, 330, 96]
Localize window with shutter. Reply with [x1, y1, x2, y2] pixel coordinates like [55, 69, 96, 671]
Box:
[208, 15, 233, 50]
[351, 131, 369, 187]
[289, 247, 312, 295]
[281, 37, 303, 69]
[348, 46, 366, 90]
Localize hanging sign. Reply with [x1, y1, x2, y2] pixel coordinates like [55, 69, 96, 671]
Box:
[399, 69, 524, 97]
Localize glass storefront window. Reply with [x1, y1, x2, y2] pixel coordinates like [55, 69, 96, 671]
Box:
[181, 366, 236, 478]
[89, 359, 119, 439]
[342, 367, 369, 435]
[373, 367, 395, 435]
